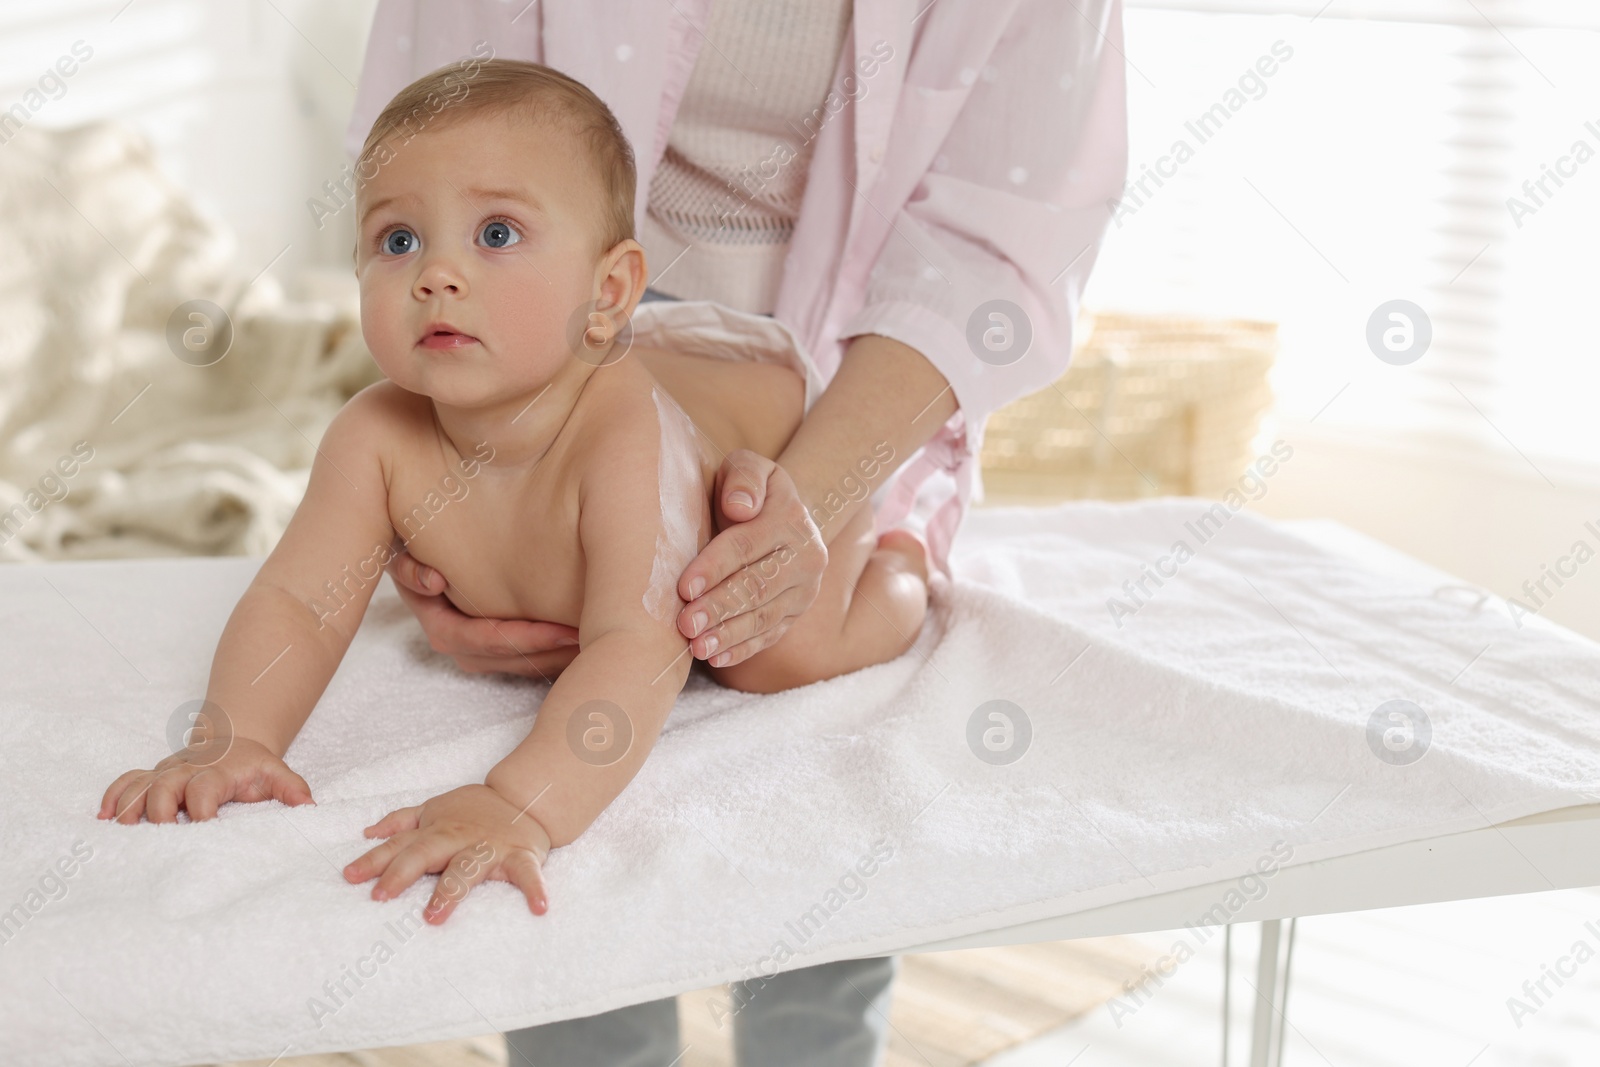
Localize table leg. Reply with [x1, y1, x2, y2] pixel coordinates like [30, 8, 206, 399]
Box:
[1237, 918, 1297, 1067]
[1222, 924, 1233, 1067]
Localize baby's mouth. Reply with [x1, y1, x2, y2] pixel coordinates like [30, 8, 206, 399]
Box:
[419, 329, 479, 350]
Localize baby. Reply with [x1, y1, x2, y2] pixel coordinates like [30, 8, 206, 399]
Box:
[98, 59, 931, 923]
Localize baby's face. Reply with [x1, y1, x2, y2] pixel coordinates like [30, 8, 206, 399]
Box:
[355, 111, 609, 407]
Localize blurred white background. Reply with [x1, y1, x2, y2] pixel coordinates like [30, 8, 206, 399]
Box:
[0, 0, 378, 277]
[1088, 0, 1600, 641]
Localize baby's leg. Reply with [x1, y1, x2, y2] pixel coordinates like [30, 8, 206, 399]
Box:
[708, 505, 929, 694]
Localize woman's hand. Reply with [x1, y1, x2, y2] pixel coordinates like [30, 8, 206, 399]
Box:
[344, 783, 551, 923]
[386, 549, 581, 679]
[676, 449, 827, 667]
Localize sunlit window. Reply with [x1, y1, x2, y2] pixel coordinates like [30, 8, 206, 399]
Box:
[1086, 1, 1600, 469]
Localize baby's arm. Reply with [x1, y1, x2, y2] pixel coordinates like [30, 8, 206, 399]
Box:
[484, 394, 703, 846]
[343, 389, 703, 920]
[99, 384, 400, 823]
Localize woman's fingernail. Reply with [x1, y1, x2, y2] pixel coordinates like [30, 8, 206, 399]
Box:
[702, 634, 719, 656]
[690, 611, 708, 637]
[711, 652, 730, 667]
[557, 636, 580, 647]
[688, 576, 706, 599]
[729, 491, 754, 509]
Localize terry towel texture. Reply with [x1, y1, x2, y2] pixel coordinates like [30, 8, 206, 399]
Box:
[2, 500, 1598, 1066]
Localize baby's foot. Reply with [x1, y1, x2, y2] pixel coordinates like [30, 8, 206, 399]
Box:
[876, 527, 930, 585]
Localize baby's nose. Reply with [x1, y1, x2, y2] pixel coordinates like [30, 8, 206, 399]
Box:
[414, 267, 465, 297]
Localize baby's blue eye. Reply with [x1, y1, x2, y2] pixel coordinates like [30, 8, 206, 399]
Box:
[382, 228, 417, 255]
[479, 220, 520, 249]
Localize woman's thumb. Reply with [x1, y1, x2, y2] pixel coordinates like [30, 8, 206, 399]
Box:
[722, 454, 769, 517]
[388, 549, 441, 595]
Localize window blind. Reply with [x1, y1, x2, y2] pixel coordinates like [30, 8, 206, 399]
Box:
[0, 0, 375, 276]
[1086, 1, 1600, 470]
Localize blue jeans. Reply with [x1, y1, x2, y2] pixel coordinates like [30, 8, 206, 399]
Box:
[503, 955, 899, 1067]
[504, 285, 899, 1066]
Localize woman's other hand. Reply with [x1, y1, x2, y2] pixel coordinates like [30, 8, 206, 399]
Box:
[676, 449, 827, 667]
[386, 549, 581, 679]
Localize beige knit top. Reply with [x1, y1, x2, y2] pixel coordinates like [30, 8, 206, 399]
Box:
[639, 0, 854, 315]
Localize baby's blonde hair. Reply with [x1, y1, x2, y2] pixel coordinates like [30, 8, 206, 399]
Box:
[358, 57, 637, 256]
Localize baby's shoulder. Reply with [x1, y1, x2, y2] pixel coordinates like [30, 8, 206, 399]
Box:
[572, 365, 683, 459]
[333, 380, 429, 445]
[350, 377, 427, 420]
[569, 366, 707, 499]
[319, 380, 427, 484]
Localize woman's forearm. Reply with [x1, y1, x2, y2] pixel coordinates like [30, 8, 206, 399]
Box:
[778, 332, 959, 546]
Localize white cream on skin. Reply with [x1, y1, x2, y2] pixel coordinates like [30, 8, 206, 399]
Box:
[642, 386, 704, 624]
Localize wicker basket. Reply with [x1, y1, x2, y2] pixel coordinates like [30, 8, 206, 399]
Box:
[978, 311, 1278, 501]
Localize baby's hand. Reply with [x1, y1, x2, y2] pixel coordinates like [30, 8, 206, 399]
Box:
[98, 737, 314, 824]
[343, 784, 551, 924]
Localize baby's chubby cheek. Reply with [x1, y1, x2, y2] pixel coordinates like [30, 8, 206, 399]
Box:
[486, 279, 595, 375]
[356, 281, 418, 379]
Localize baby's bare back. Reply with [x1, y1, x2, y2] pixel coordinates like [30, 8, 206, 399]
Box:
[632, 345, 806, 464]
[377, 349, 805, 628]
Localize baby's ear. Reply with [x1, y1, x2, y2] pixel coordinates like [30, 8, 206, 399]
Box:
[595, 238, 648, 322]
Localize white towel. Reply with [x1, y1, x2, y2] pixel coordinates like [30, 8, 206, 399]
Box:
[3, 500, 1597, 1066]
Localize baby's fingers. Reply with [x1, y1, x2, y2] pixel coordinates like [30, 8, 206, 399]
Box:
[99, 769, 149, 820]
[503, 848, 550, 917]
[372, 833, 460, 903]
[424, 845, 497, 924]
[111, 773, 159, 825]
[344, 830, 416, 887]
[183, 768, 236, 822]
[267, 764, 314, 808]
[145, 772, 191, 824]
[364, 805, 421, 839]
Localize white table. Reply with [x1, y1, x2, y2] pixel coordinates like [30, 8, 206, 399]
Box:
[905, 801, 1600, 1065]
[899, 517, 1600, 1066]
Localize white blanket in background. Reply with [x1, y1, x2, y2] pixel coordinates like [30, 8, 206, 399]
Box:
[2, 500, 1598, 1066]
[0, 120, 380, 564]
